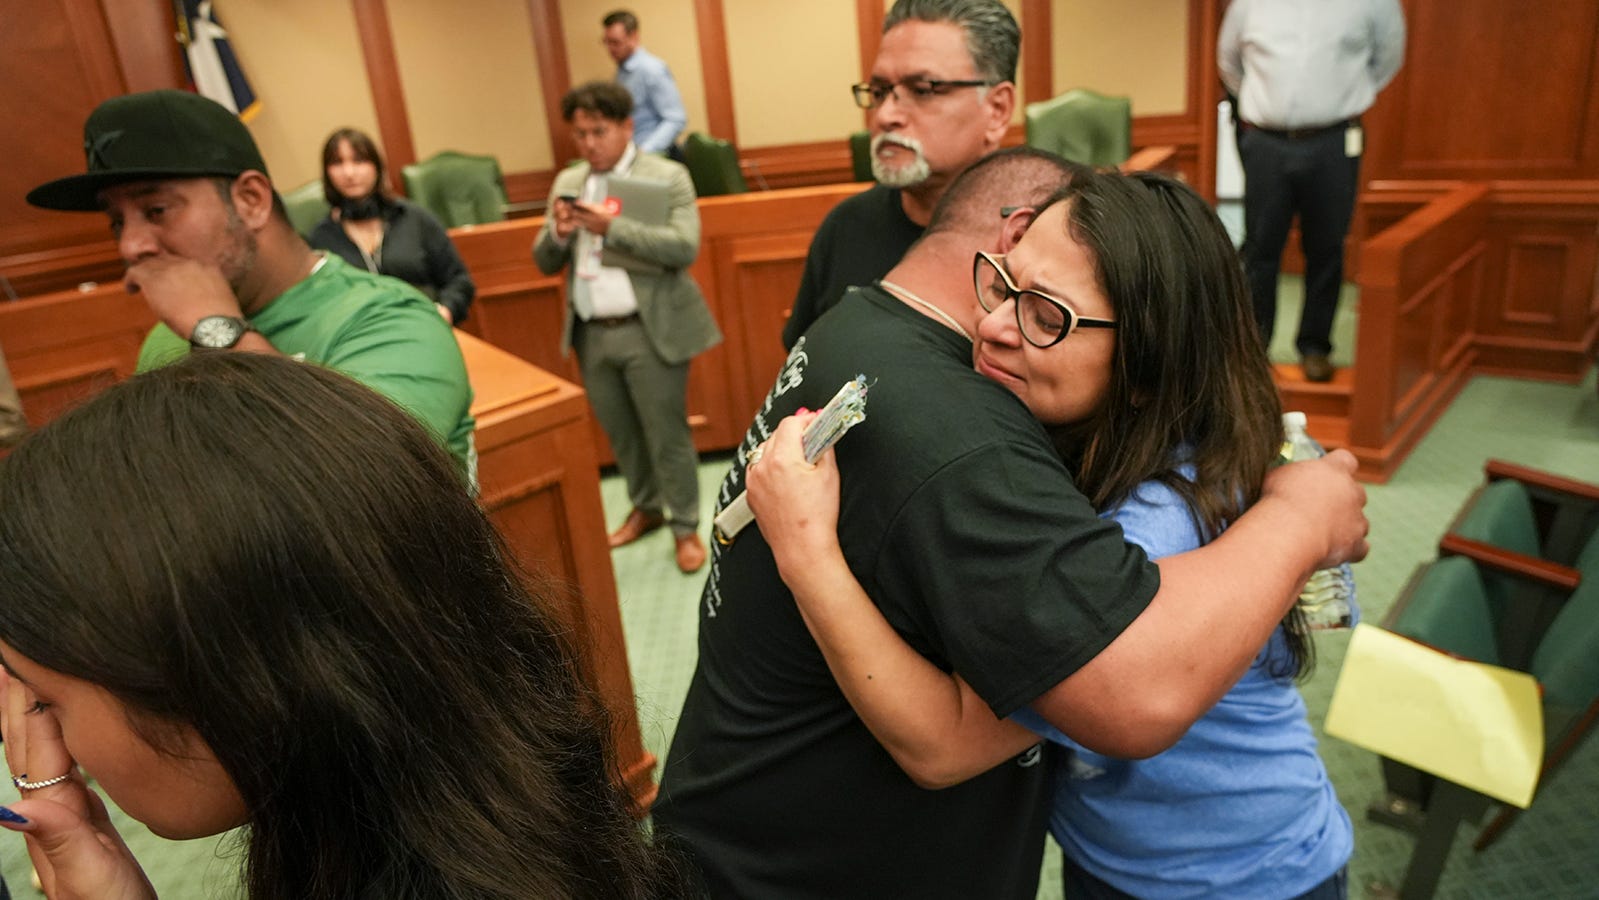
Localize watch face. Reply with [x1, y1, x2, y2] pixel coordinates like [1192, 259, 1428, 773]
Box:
[191, 316, 247, 349]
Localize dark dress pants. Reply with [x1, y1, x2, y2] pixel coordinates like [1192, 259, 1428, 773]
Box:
[1239, 126, 1361, 357]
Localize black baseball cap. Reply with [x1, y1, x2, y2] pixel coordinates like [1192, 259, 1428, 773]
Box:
[27, 89, 270, 212]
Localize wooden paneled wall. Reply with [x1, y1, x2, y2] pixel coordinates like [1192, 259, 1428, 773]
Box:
[1362, 0, 1599, 184]
[1354, 0, 1599, 386]
[0, 0, 183, 296]
[1345, 185, 1489, 479]
[0, 0, 1215, 299]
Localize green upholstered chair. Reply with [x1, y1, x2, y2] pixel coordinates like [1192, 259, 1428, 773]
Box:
[1472, 531, 1599, 850]
[1450, 460, 1599, 567]
[1387, 555, 1502, 662]
[400, 151, 509, 228]
[849, 130, 872, 182]
[1371, 541, 1599, 897]
[682, 132, 747, 197]
[1024, 89, 1132, 168]
[282, 180, 331, 239]
[1442, 460, 1599, 666]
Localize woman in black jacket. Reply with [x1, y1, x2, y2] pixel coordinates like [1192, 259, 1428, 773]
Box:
[310, 128, 476, 324]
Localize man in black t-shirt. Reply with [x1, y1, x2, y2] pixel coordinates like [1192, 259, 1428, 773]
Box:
[782, 0, 1020, 349]
[655, 150, 1371, 898]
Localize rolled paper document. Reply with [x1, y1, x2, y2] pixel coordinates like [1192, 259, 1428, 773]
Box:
[713, 376, 870, 545]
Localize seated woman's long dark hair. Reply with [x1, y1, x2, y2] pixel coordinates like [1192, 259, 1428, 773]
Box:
[0, 354, 682, 898]
[1043, 170, 1312, 679]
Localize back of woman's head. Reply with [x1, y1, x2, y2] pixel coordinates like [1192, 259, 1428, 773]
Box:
[321, 127, 388, 205]
[1048, 170, 1281, 533]
[0, 353, 676, 898]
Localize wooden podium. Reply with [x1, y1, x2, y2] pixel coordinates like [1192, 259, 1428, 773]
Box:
[457, 332, 656, 812]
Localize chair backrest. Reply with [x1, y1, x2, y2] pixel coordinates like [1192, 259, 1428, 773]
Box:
[1389, 556, 1502, 666]
[1532, 532, 1599, 711]
[282, 180, 331, 239]
[682, 132, 747, 197]
[1451, 478, 1543, 622]
[400, 151, 508, 228]
[848, 130, 872, 182]
[1454, 479, 1541, 556]
[1024, 88, 1132, 168]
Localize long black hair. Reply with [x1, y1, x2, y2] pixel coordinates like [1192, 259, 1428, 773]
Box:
[0, 353, 683, 898]
[1041, 170, 1312, 679]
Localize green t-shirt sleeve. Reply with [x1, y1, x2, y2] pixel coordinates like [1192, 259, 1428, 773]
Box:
[318, 302, 473, 453]
[135, 324, 190, 373]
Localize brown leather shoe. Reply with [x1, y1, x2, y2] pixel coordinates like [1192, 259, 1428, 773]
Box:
[674, 532, 707, 573]
[608, 509, 665, 548]
[1301, 353, 1335, 383]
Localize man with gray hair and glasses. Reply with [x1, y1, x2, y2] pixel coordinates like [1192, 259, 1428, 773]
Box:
[780, 0, 1018, 349]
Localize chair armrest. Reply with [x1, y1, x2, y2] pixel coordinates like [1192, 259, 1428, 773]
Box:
[1439, 534, 1582, 592]
[1120, 145, 1178, 173]
[1486, 459, 1599, 504]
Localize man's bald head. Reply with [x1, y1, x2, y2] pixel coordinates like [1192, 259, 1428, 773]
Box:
[923, 147, 1088, 240]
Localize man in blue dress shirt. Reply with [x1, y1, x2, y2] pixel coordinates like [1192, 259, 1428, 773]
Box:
[603, 10, 688, 157]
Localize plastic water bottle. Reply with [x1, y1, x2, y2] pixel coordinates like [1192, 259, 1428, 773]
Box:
[1281, 412, 1356, 629]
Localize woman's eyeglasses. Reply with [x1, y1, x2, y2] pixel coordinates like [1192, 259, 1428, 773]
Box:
[972, 251, 1116, 348]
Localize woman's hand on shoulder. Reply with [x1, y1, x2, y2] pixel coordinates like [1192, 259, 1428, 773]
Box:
[744, 410, 845, 579]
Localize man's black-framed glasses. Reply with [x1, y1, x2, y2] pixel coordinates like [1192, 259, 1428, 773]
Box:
[973, 251, 1116, 348]
[851, 78, 995, 110]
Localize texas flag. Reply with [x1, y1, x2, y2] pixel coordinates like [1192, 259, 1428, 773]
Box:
[176, 0, 260, 121]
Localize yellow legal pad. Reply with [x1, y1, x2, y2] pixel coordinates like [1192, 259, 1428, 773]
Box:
[1324, 623, 1543, 809]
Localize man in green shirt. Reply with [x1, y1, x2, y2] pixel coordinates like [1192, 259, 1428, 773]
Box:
[27, 90, 475, 482]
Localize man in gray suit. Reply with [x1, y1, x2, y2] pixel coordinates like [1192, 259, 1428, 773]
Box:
[535, 81, 721, 573]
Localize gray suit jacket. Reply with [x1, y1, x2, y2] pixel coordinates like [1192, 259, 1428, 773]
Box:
[532, 149, 722, 365]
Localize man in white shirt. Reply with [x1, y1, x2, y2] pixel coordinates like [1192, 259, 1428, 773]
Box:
[533, 81, 721, 573]
[1220, 0, 1406, 382]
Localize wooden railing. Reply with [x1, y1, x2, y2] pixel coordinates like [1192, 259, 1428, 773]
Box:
[1347, 183, 1491, 480]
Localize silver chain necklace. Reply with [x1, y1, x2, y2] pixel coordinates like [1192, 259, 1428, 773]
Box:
[878, 279, 973, 342]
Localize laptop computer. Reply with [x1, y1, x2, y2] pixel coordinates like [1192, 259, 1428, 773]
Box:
[600, 175, 674, 273]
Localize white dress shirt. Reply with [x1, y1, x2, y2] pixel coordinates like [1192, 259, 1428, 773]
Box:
[1219, 0, 1407, 130]
[572, 142, 641, 320]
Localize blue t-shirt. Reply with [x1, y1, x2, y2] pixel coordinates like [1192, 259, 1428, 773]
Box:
[1013, 474, 1355, 899]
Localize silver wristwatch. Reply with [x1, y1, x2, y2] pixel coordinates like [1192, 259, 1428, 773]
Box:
[189, 315, 256, 350]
